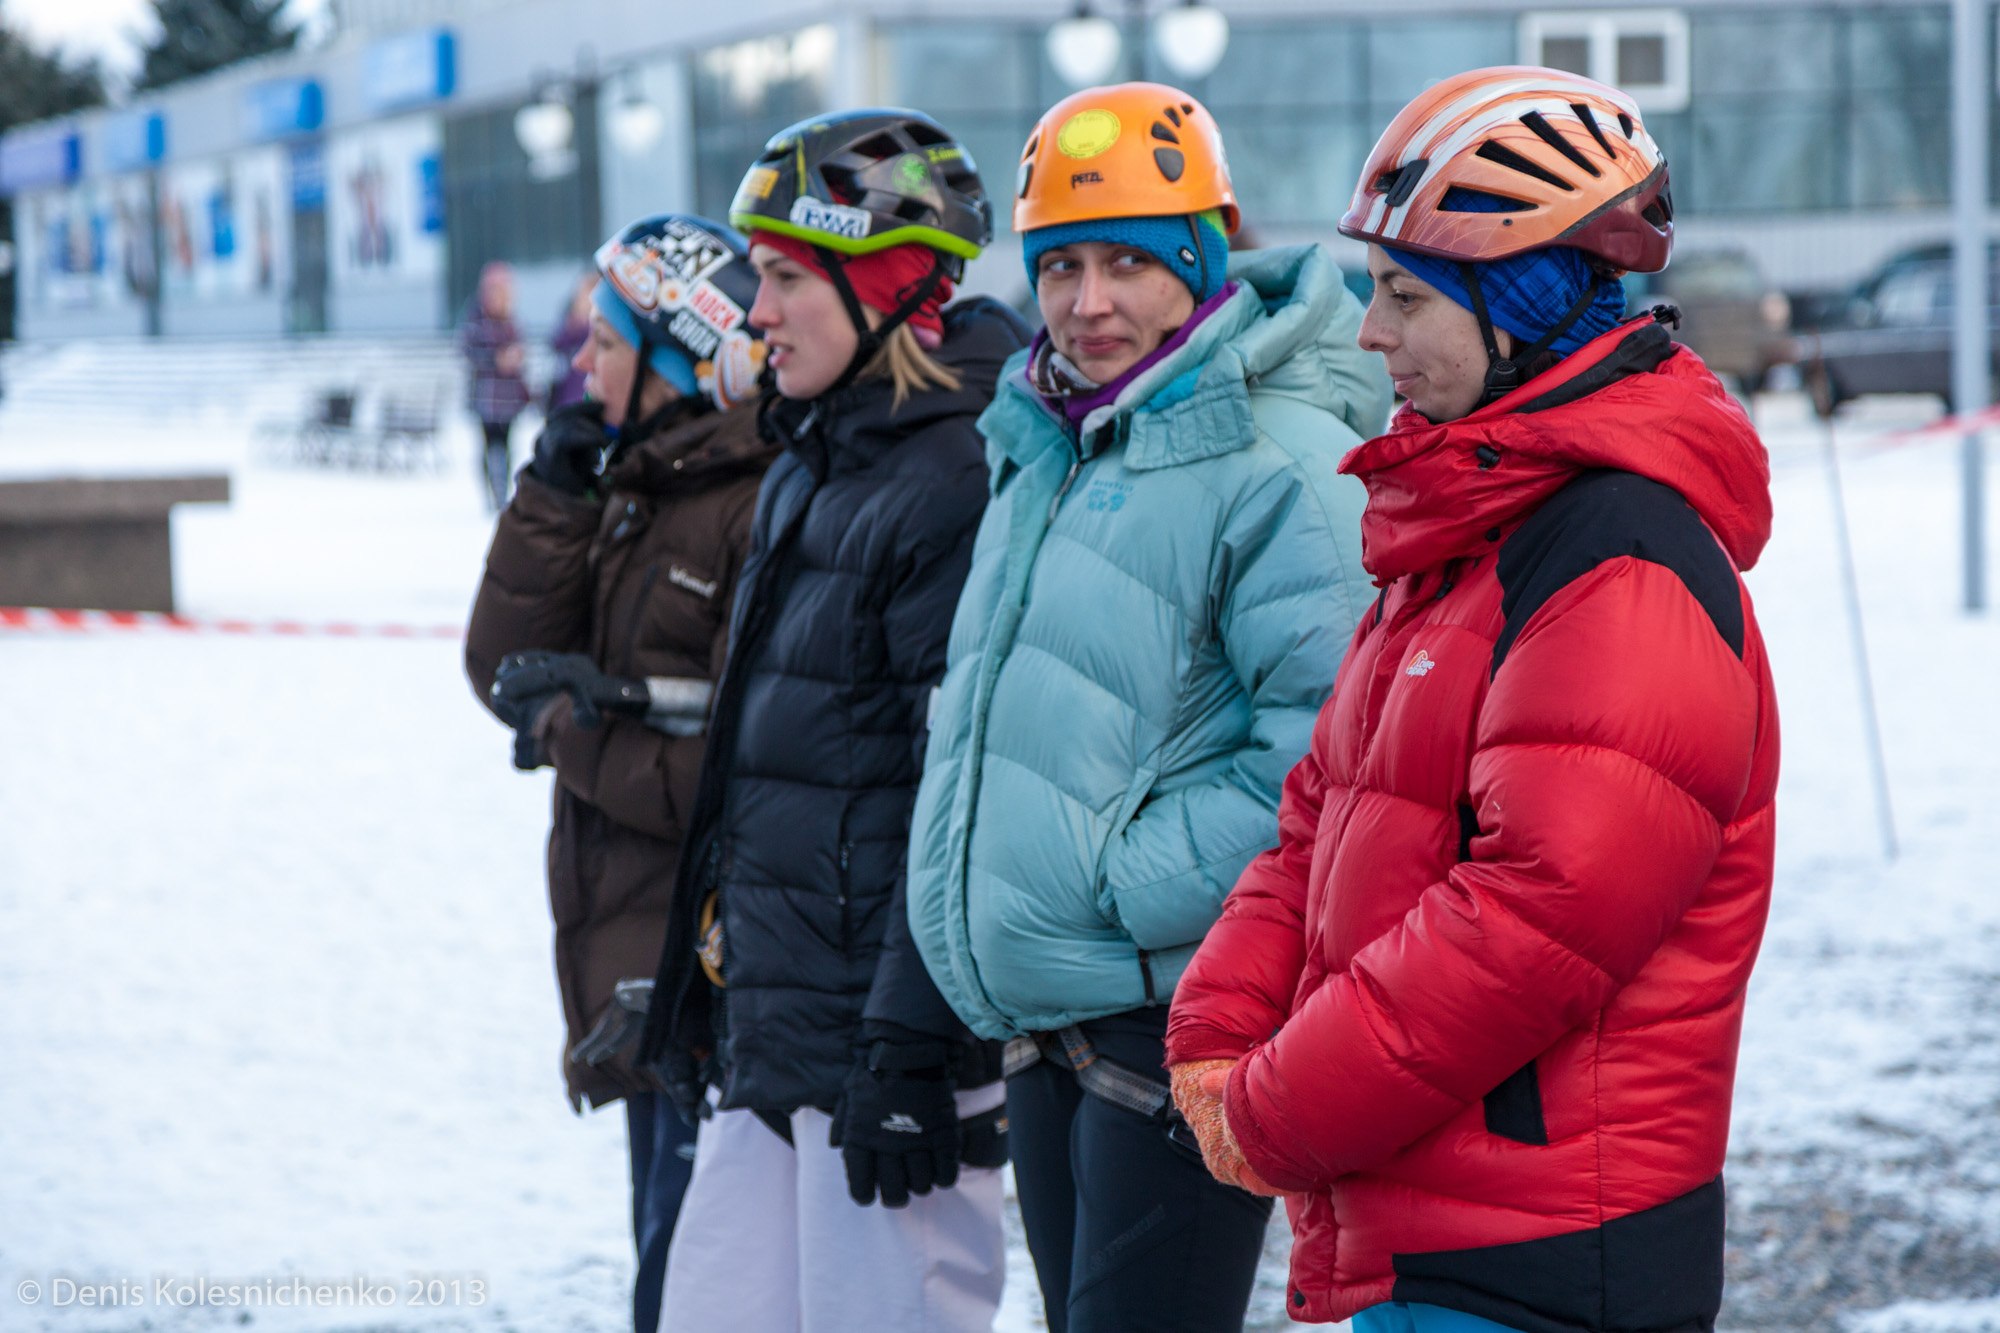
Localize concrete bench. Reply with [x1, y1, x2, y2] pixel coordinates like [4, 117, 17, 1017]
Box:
[0, 475, 231, 612]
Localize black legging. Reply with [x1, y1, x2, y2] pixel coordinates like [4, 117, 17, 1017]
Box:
[1007, 1009, 1273, 1333]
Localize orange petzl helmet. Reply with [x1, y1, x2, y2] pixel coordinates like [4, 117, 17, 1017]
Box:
[1338, 65, 1672, 273]
[1013, 82, 1240, 234]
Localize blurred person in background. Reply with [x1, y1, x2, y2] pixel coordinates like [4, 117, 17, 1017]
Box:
[459, 260, 532, 512]
[548, 270, 595, 413]
[900, 82, 1386, 1333]
[464, 214, 775, 1333]
[636, 109, 1028, 1332]
[1166, 67, 1780, 1333]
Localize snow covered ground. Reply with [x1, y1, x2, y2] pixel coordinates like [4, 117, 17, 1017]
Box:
[0, 366, 1995, 1332]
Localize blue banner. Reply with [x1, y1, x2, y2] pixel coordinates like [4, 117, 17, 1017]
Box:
[361, 29, 457, 112]
[418, 153, 445, 234]
[0, 129, 81, 194]
[244, 79, 325, 142]
[99, 112, 167, 174]
[290, 141, 327, 210]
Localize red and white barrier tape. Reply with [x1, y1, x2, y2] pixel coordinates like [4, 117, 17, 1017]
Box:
[1876, 403, 2000, 447]
[0, 606, 463, 639]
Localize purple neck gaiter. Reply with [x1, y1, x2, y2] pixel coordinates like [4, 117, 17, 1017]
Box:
[1032, 281, 1240, 428]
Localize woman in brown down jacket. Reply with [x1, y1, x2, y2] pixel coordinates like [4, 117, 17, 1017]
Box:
[463, 214, 773, 1333]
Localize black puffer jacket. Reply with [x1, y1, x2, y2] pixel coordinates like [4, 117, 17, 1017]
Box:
[643, 298, 1029, 1114]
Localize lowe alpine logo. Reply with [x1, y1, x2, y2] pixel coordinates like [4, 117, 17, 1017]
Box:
[669, 566, 718, 599]
[880, 1113, 924, 1135]
[1404, 649, 1437, 677]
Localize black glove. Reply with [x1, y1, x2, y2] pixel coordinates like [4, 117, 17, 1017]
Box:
[491, 651, 650, 731]
[527, 401, 611, 497]
[830, 1040, 962, 1208]
[643, 1046, 714, 1131]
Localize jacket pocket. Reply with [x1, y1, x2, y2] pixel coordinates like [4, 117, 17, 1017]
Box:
[1094, 764, 1159, 929]
[1483, 1059, 1548, 1145]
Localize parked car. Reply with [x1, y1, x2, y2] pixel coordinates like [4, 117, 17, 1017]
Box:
[1795, 243, 1999, 417]
[1624, 248, 1792, 392]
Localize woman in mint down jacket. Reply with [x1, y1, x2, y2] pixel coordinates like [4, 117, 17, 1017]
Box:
[897, 82, 1391, 1331]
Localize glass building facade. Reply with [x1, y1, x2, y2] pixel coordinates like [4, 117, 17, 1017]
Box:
[685, 5, 1962, 240]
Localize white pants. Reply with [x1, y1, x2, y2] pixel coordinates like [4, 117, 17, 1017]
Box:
[658, 1087, 1006, 1333]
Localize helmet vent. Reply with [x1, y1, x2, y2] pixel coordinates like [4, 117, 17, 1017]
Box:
[1154, 147, 1186, 182]
[1165, 106, 1183, 127]
[1151, 120, 1181, 145]
[1475, 140, 1573, 192]
[1181, 103, 1195, 115]
[851, 132, 903, 160]
[1519, 111, 1600, 178]
[1571, 104, 1618, 160]
[1440, 186, 1530, 213]
[1642, 186, 1674, 227]
[1617, 112, 1636, 138]
[1023, 133, 1041, 160]
[905, 122, 951, 148]
[819, 164, 863, 206]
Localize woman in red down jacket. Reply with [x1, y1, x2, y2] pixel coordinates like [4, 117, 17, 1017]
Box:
[1164, 67, 1780, 1333]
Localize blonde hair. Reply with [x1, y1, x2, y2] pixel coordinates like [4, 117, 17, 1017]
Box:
[865, 323, 961, 409]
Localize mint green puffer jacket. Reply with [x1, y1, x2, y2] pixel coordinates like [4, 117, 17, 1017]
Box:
[903, 245, 1390, 1039]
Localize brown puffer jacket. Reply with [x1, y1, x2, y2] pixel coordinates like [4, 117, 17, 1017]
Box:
[466, 399, 777, 1110]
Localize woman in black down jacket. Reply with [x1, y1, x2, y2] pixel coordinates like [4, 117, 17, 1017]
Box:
[637, 110, 1027, 1330]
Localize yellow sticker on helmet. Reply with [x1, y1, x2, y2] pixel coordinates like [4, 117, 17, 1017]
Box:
[742, 166, 780, 200]
[1056, 109, 1121, 160]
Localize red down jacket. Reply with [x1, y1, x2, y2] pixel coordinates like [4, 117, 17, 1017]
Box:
[1164, 316, 1780, 1332]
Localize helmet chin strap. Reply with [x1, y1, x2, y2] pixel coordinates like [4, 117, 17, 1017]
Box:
[810, 245, 949, 403]
[607, 334, 705, 461]
[1458, 262, 1602, 409]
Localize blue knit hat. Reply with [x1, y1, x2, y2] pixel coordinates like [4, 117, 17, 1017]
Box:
[1023, 210, 1230, 304]
[590, 282, 699, 397]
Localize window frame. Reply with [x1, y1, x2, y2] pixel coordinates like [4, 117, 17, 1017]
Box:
[1520, 9, 1691, 113]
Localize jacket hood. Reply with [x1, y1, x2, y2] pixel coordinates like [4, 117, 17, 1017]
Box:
[986, 245, 1392, 474]
[765, 296, 1031, 474]
[609, 397, 778, 493]
[1339, 319, 1772, 582]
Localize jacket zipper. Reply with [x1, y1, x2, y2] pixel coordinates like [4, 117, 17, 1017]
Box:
[837, 838, 853, 952]
[1048, 421, 1112, 521]
[1049, 452, 1084, 521]
[620, 563, 660, 669]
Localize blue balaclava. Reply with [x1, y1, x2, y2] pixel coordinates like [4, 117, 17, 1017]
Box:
[1386, 243, 1628, 360]
[1023, 209, 1231, 305]
[590, 282, 699, 398]
[1384, 186, 1628, 366]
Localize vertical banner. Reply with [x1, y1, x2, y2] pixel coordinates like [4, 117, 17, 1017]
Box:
[110, 174, 158, 309]
[325, 114, 445, 286]
[40, 183, 110, 310]
[157, 149, 290, 301]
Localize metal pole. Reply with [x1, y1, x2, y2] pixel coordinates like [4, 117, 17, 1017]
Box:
[1952, 0, 1989, 612]
[1819, 414, 1899, 861]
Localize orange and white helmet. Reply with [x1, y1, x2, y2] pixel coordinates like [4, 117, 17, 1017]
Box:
[1338, 66, 1672, 274]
